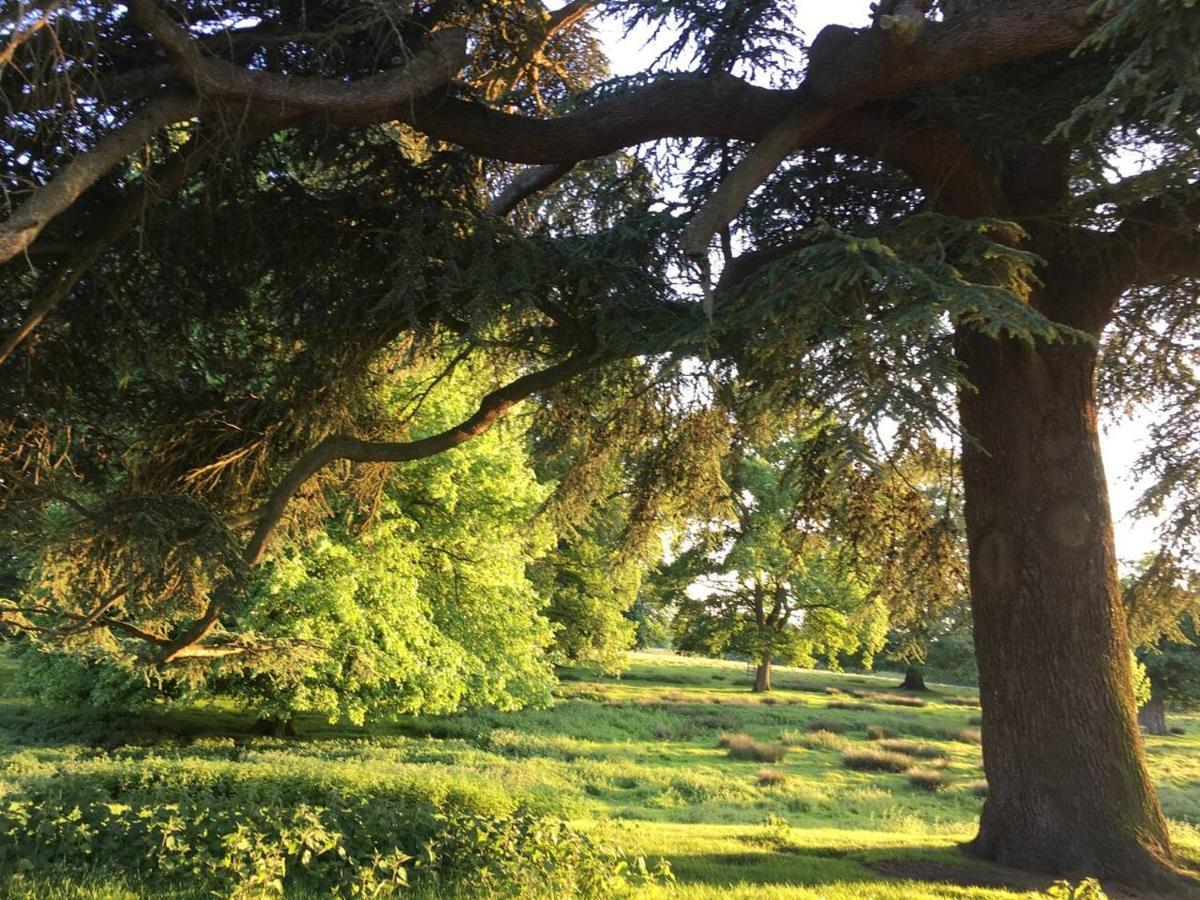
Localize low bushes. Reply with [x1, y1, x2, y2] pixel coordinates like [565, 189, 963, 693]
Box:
[0, 752, 666, 898]
[718, 732, 788, 763]
[828, 701, 875, 711]
[865, 725, 897, 741]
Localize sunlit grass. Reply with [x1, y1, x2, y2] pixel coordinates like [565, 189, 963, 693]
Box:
[0, 649, 1197, 898]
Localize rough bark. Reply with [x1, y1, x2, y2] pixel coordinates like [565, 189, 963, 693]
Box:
[899, 664, 928, 692]
[753, 658, 772, 693]
[1138, 697, 1169, 736]
[957, 326, 1178, 886]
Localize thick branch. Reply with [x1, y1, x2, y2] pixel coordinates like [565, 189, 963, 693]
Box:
[1112, 196, 1200, 286]
[684, 0, 1094, 256]
[487, 162, 575, 216]
[127, 0, 467, 119]
[0, 93, 199, 265]
[682, 92, 837, 256]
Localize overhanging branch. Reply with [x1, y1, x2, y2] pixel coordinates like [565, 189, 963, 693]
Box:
[0, 93, 200, 266]
[127, 0, 468, 119]
[153, 350, 597, 663]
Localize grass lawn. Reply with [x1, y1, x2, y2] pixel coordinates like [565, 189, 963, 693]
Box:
[0, 649, 1197, 898]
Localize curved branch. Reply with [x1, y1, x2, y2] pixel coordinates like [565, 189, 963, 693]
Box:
[682, 92, 836, 257]
[127, 0, 468, 119]
[0, 93, 200, 265]
[683, 0, 1096, 258]
[156, 350, 597, 663]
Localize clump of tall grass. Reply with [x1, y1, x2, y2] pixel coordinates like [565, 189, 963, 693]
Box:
[841, 749, 915, 773]
[718, 732, 788, 763]
[877, 739, 945, 761]
[944, 695, 980, 708]
[866, 725, 897, 740]
[965, 779, 989, 797]
[782, 729, 848, 751]
[947, 727, 982, 744]
[864, 692, 928, 708]
[757, 768, 788, 786]
[906, 767, 951, 792]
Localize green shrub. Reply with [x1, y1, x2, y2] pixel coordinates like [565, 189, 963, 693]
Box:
[0, 756, 664, 898]
[841, 749, 914, 773]
[906, 767, 951, 792]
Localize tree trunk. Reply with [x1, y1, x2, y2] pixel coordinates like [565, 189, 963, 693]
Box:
[957, 328, 1177, 886]
[1139, 697, 1169, 736]
[899, 663, 928, 692]
[753, 658, 772, 693]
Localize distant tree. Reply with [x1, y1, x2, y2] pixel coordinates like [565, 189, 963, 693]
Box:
[1125, 556, 1200, 734]
[865, 440, 968, 691]
[665, 426, 889, 692]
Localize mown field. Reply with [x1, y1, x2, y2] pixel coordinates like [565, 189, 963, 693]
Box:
[0, 650, 1197, 899]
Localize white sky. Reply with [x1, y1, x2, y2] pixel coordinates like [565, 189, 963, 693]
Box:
[590, 0, 1161, 564]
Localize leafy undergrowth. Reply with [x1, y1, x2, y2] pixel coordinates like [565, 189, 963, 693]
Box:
[0, 650, 1198, 898]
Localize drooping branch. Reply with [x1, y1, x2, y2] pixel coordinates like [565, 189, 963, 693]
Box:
[0, 93, 200, 265]
[154, 350, 598, 663]
[242, 350, 596, 566]
[682, 92, 837, 257]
